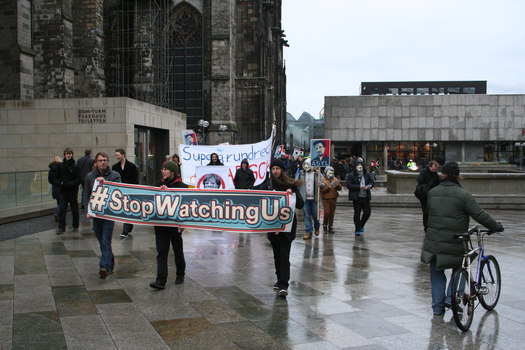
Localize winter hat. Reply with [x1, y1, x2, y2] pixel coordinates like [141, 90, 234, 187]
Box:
[241, 158, 249, 166]
[270, 158, 285, 170]
[162, 161, 180, 175]
[441, 161, 460, 177]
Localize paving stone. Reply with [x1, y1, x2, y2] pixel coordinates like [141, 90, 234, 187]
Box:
[0, 207, 523, 349]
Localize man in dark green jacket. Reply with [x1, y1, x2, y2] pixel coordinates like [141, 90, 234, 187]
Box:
[421, 161, 503, 316]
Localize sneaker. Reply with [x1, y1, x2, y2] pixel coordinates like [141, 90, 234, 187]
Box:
[99, 268, 108, 280]
[360, 227, 365, 233]
[273, 283, 279, 291]
[120, 232, 129, 239]
[278, 289, 288, 297]
[149, 281, 166, 290]
[303, 233, 312, 240]
[322, 225, 327, 233]
[444, 302, 451, 309]
[355, 231, 361, 236]
[314, 229, 320, 236]
[56, 228, 65, 234]
[175, 276, 184, 284]
[328, 227, 334, 234]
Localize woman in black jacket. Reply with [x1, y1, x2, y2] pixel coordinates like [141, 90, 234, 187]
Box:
[149, 161, 189, 290]
[207, 153, 223, 166]
[259, 159, 303, 297]
[346, 160, 374, 236]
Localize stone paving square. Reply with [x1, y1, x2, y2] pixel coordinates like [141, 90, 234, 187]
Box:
[0, 207, 523, 349]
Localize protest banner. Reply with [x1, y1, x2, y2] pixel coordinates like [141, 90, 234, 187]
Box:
[88, 181, 296, 232]
[179, 135, 272, 186]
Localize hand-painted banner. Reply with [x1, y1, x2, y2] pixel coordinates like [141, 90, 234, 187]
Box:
[178, 135, 272, 186]
[88, 181, 296, 232]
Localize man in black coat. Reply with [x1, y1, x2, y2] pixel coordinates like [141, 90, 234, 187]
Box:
[233, 158, 255, 189]
[112, 148, 139, 238]
[77, 149, 94, 209]
[53, 147, 81, 234]
[415, 160, 440, 231]
[346, 160, 374, 236]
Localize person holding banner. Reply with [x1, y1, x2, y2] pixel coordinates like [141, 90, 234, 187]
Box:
[150, 161, 189, 290]
[259, 158, 303, 297]
[233, 158, 255, 189]
[83, 152, 121, 279]
[207, 153, 223, 166]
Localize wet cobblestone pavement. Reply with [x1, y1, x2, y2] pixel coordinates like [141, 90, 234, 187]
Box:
[0, 207, 523, 349]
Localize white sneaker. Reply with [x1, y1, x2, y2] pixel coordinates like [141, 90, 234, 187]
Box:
[278, 289, 288, 297]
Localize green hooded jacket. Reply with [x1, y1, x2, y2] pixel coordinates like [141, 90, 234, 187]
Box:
[421, 180, 499, 270]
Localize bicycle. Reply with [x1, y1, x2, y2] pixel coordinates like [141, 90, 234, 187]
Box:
[451, 225, 502, 332]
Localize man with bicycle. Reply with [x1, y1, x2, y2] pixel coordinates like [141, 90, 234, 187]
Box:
[420, 161, 504, 316]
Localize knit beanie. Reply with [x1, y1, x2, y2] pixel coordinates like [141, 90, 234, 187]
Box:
[441, 161, 460, 177]
[162, 161, 180, 175]
[270, 158, 285, 170]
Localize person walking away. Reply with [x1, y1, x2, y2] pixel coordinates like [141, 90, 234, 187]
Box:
[52, 148, 81, 234]
[149, 161, 188, 289]
[414, 160, 440, 231]
[319, 166, 342, 234]
[296, 158, 321, 240]
[48, 155, 62, 222]
[421, 161, 504, 316]
[76, 149, 94, 208]
[233, 158, 255, 189]
[258, 159, 303, 297]
[346, 160, 374, 236]
[112, 148, 139, 238]
[83, 152, 121, 279]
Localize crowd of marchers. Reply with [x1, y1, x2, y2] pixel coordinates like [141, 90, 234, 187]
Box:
[47, 147, 503, 309]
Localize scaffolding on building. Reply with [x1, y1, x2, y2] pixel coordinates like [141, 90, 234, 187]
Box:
[105, 0, 173, 110]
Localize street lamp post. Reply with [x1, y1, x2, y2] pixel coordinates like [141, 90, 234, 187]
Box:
[198, 119, 209, 144]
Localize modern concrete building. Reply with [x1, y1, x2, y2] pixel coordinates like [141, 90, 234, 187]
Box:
[324, 91, 525, 168]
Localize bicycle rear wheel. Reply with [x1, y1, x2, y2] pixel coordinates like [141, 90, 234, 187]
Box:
[479, 255, 501, 311]
[451, 269, 474, 332]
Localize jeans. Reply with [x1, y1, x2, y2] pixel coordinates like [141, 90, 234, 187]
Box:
[93, 218, 115, 271]
[154, 226, 185, 284]
[352, 197, 371, 232]
[58, 194, 79, 230]
[303, 199, 320, 234]
[430, 259, 456, 314]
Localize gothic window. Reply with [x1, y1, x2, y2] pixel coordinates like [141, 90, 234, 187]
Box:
[168, 4, 203, 129]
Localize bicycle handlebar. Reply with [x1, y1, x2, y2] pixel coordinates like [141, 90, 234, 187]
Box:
[454, 225, 501, 240]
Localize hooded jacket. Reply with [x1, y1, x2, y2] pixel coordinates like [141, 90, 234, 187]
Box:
[53, 158, 81, 196]
[233, 159, 255, 189]
[421, 179, 500, 269]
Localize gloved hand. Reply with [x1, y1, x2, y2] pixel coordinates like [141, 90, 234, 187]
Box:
[495, 222, 504, 233]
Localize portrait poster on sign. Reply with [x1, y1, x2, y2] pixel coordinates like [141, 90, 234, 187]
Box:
[274, 145, 286, 159]
[183, 130, 198, 145]
[310, 139, 331, 167]
[195, 166, 234, 190]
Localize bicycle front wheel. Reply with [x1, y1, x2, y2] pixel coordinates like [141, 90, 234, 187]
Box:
[479, 255, 501, 311]
[451, 269, 474, 332]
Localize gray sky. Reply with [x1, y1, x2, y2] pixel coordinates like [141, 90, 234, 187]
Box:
[282, 0, 525, 119]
